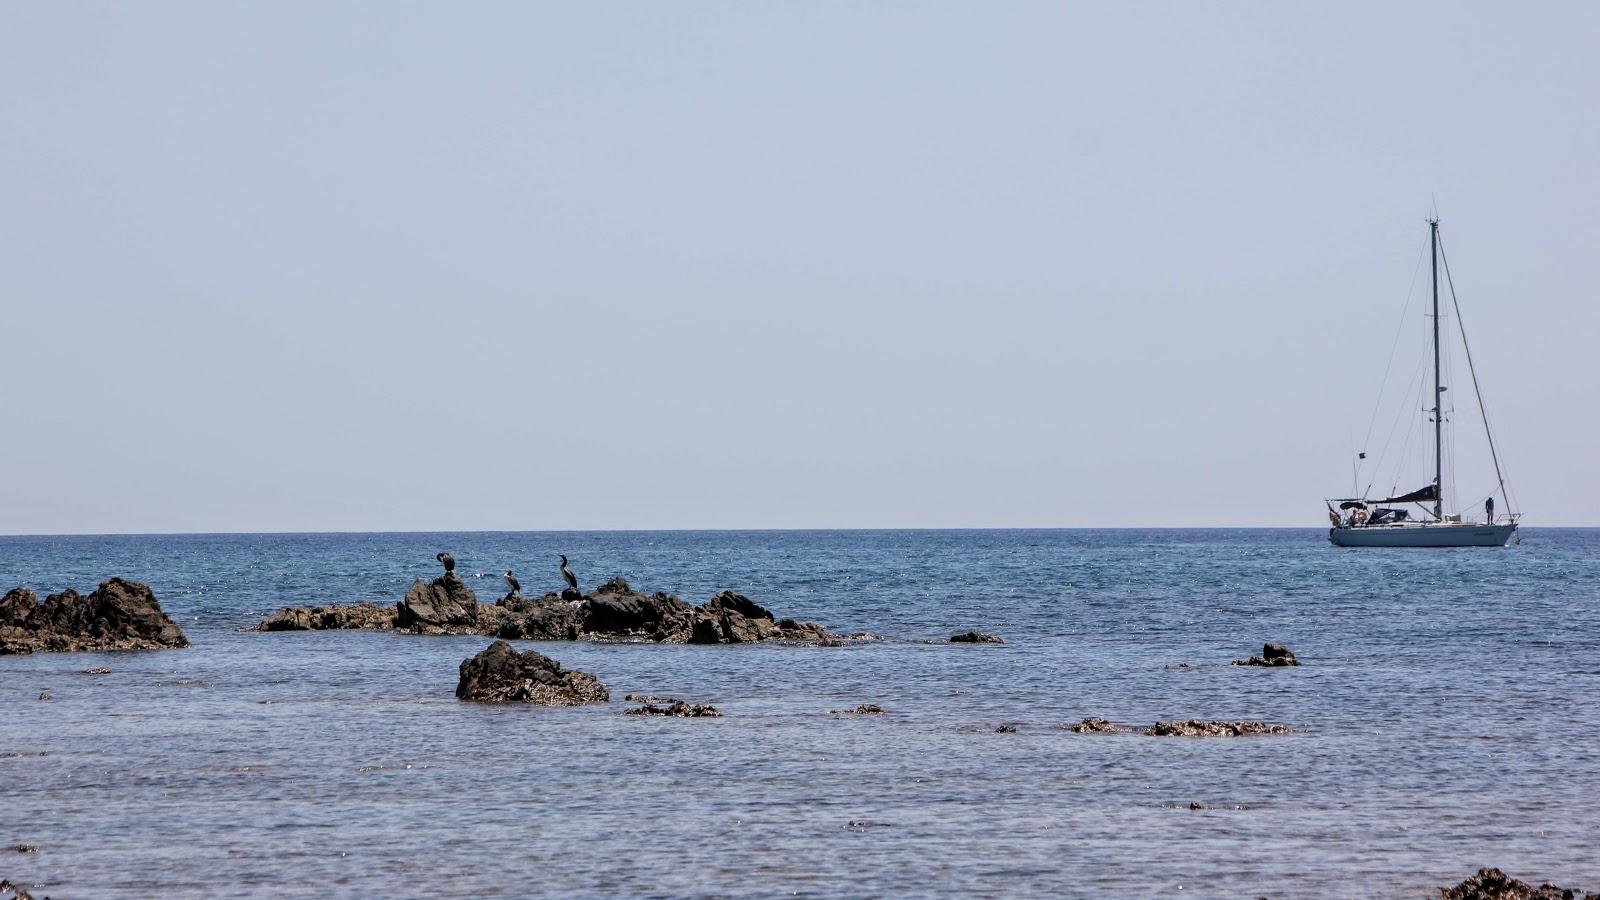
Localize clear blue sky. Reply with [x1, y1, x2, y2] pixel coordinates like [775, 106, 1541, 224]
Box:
[2, 2, 1595, 533]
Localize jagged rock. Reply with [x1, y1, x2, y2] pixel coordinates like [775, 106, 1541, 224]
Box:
[396, 574, 479, 633]
[1144, 720, 1291, 737]
[455, 640, 608, 705]
[1232, 642, 1300, 667]
[623, 695, 721, 717]
[583, 579, 693, 637]
[258, 602, 396, 631]
[1441, 867, 1600, 900]
[950, 630, 1004, 644]
[1068, 717, 1124, 733]
[494, 599, 583, 641]
[995, 723, 1018, 733]
[832, 704, 886, 715]
[0, 579, 189, 655]
[256, 577, 835, 645]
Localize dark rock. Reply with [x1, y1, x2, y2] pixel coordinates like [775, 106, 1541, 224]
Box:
[0, 579, 189, 655]
[1440, 867, 1600, 900]
[1068, 717, 1124, 734]
[833, 704, 886, 715]
[455, 640, 608, 705]
[6, 844, 38, 853]
[1145, 720, 1292, 737]
[583, 584, 693, 637]
[950, 630, 1004, 644]
[81, 667, 111, 675]
[36, 691, 50, 702]
[995, 723, 1018, 733]
[256, 576, 836, 645]
[396, 574, 479, 633]
[494, 599, 583, 641]
[1233, 641, 1300, 667]
[257, 602, 395, 631]
[623, 696, 721, 717]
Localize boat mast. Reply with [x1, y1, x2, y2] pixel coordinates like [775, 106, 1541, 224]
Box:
[1430, 217, 1443, 522]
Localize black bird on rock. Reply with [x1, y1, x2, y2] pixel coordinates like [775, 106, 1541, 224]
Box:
[436, 552, 456, 574]
[559, 554, 578, 593]
[503, 571, 521, 596]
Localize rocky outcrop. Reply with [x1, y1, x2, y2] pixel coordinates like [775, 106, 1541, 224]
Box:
[396, 573, 479, 633]
[1145, 720, 1291, 737]
[1068, 717, 1122, 733]
[950, 630, 1004, 643]
[255, 577, 835, 644]
[832, 704, 886, 715]
[455, 640, 608, 705]
[1441, 867, 1599, 900]
[0, 579, 189, 654]
[1232, 642, 1300, 667]
[258, 602, 395, 631]
[623, 695, 721, 717]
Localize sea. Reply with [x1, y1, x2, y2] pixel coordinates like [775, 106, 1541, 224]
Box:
[2, 528, 1598, 898]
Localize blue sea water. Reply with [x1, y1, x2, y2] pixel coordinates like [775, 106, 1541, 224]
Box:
[2, 528, 1598, 898]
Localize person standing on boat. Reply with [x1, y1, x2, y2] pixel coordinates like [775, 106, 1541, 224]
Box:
[1486, 497, 1495, 524]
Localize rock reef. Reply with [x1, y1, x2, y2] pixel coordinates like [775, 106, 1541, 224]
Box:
[0, 578, 189, 655]
[623, 695, 721, 717]
[1441, 867, 1599, 900]
[257, 576, 835, 644]
[1065, 718, 1291, 736]
[455, 640, 608, 705]
[1145, 720, 1291, 737]
[950, 630, 1004, 643]
[1232, 642, 1300, 667]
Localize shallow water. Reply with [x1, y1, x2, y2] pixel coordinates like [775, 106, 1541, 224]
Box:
[3, 528, 1598, 897]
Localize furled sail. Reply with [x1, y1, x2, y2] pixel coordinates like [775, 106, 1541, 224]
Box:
[1375, 484, 1439, 505]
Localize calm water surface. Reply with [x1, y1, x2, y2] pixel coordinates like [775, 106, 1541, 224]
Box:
[3, 529, 1598, 897]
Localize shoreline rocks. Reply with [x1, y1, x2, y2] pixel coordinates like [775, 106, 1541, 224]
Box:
[1232, 642, 1300, 667]
[1441, 867, 1599, 900]
[1, 578, 189, 655]
[950, 630, 1004, 644]
[256, 577, 836, 645]
[455, 640, 608, 705]
[623, 695, 721, 717]
[1065, 718, 1291, 736]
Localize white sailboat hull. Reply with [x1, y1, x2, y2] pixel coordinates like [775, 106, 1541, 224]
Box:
[1328, 523, 1516, 547]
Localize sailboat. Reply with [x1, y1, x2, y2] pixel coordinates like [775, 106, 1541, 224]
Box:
[1326, 218, 1519, 547]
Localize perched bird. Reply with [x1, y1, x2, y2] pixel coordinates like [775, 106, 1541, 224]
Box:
[436, 552, 456, 574]
[559, 554, 578, 593]
[504, 570, 521, 596]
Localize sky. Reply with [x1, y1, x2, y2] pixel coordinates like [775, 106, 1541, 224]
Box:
[1, 2, 1596, 533]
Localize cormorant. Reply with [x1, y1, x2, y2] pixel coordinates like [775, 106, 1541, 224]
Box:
[559, 554, 578, 592]
[436, 552, 456, 574]
[504, 570, 521, 595]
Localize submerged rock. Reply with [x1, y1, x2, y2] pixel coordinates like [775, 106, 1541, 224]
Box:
[455, 640, 608, 705]
[1440, 867, 1600, 900]
[623, 695, 721, 717]
[950, 630, 1004, 644]
[1144, 720, 1291, 737]
[994, 723, 1018, 733]
[0, 579, 189, 655]
[1232, 642, 1300, 667]
[255, 576, 835, 644]
[1067, 717, 1125, 734]
[833, 704, 886, 715]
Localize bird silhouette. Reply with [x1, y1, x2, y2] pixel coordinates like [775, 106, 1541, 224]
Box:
[559, 554, 578, 593]
[503, 570, 521, 596]
[436, 552, 456, 574]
